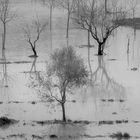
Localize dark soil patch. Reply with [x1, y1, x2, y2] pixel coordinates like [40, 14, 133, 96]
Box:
[101, 99, 106, 102]
[29, 55, 38, 58]
[31, 101, 36, 104]
[29, 101, 37, 104]
[0, 61, 31, 65]
[98, 120, 129, 126]
[82, 134, 106, 138]
[108, 59, 117, 61]
[34, 119, 92, 126]
[49, 134, 58, 138]
[101, 99, 125, 103]
[119, 99, 125, 102]
[110, 132, 130, 139]
[14, 61, 31, 64]
[7, 134, 25, 139]
[73, 120, 91, 125]
[133, 121, 139, 123]
[32, 134, 43, 139]
[0, 61, 12, 64]
[112, 112, 117, 115]
[0, 102, 3, 104]
[71, 100, 76, 103]
[0, 117, 18, 128]
[99, 120, 114, 125]
[79, 45, 95, 48]
[8, 101, 23, 104]
[131, 67, 138, 71]
[116, 120, 128, 124]
[33, 120, 62, 125]
[101, 99, 114, 102]
[108, 99, 114, 102]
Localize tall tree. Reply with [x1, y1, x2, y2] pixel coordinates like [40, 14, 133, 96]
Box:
[128, 0, 138, 19]
[74, 0, 125, 55]
[0, 0, 15, 50]
[105, 0, 107, 13]
[58, 0, 76, 38]
[41, 0, 57, 31]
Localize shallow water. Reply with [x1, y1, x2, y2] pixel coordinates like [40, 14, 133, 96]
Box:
[0, 0, 140, 140]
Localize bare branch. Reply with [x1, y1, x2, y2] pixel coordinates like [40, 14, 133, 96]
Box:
[23, 17, 48, 56]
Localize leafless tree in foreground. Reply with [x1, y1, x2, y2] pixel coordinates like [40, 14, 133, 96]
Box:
[36, 47, 88, 122]
[23, 18, 48, 57]
[0, 0, 15, 50]
[74, 0, 126, 55]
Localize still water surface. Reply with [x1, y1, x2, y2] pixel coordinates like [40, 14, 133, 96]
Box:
[0, 1, 140, 139]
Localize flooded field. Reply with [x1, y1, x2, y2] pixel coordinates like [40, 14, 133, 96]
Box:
[0, 0, 140, 140]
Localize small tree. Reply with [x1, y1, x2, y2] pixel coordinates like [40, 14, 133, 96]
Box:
[23, 18, 48, 57]
[74, 0, 125, 55]
[0, 0, 15, 50]
[38, 47, 88, 122]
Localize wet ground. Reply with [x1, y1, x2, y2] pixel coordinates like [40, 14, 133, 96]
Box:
[0, 0, 140, 140]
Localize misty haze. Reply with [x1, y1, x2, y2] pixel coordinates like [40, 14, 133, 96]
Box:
[0, 0, 140, 140]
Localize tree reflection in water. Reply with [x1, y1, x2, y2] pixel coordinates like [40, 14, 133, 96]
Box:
[0, 49, 9, 88]
[82, 56, 126, 104]
[0, 49, 12, 116]
[27, 57, 42, 89]
[46, 123, 86, 140]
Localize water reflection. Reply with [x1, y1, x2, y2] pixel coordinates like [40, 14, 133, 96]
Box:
[0, 50, 12, 101]
[26, 57, 42, 89]
[82, 56, 126, 103]
[46, 123, 86, 140]
[126, 29, 139, 70]
[0, 49, 9, 88]
[0, 50, 11, 116]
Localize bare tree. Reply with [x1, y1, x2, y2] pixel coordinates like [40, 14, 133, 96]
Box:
[40, 0, 57, 31]
[0, 0, 15, 50]
[23, 18, 48, 57]
[36, 47, 88, 122]
[74, 0, 125, 55]
[128, 0, 138, 19]
[57, 0, 76, 38]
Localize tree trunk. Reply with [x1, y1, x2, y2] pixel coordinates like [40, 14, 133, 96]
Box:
[66, 11, 70, 38]
[105, 0, 107, 13]
[87, 30, 92, 77]
[32, 47, 38, 57]
[61, 103, 66, 122]
[77, 0, 80, 18]
[2, 23, 6, 50]
[98, 43, 103, 55]
[50, 4, 53, 31]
